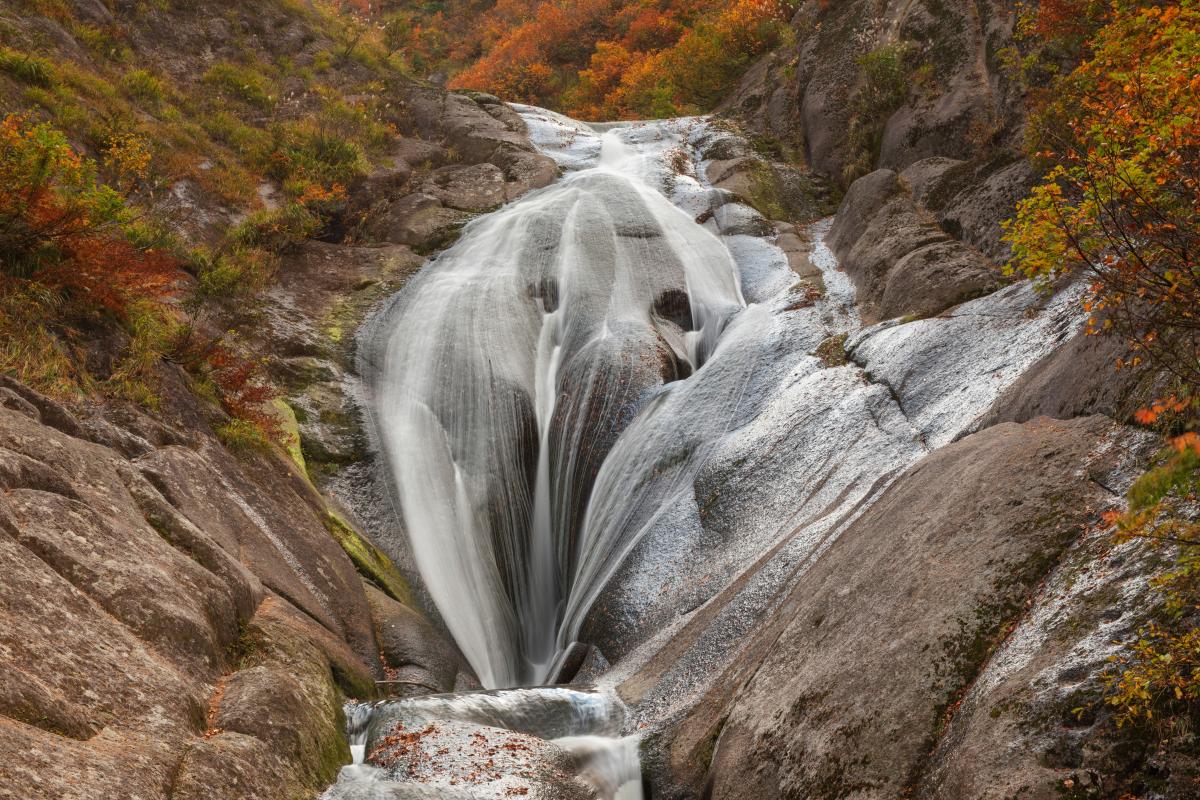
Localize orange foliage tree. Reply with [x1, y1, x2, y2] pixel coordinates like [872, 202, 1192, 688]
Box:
[383, 0, 795, 118]
[1006, 0, 1200, 752]
[1004, 0, 1200, 425]
[0, 114, 179, 320]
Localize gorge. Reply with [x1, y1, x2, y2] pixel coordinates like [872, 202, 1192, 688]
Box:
[323, 105, 1154, 798]
[0, 1, 1195, 799]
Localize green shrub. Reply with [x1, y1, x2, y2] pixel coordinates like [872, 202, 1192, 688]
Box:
[216, 418, 273, 452]
[71, 23, 131, 62]
[120, 68, 166, 105]
[0, 48, 55, 86]
[189, 245, 277, 304]
[1128, 447, 1200, 512]
[842, 43, 913, 185]
[231, 202, 322, 252]
[266, 118, 370, 188]
[200, 111, 272, 158]
[203, 61, 275, 109]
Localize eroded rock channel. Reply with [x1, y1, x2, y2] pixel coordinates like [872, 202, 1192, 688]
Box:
[321, 105, 1155, 800]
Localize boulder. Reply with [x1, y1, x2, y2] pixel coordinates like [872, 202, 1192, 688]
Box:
[403, 88, 557, 199]
[908, 155, 1040, 261]
[364, 584, 475, 695]
[134, 443, 381, 671]
[692, 416, 1144, 800]
[422, 162, 508, 212]
[354, 161, 414, 212]
[880, 239, 1001, 320]
[830, 168, 1004, 321]
[393, 136, 449, 169]
[826, 169, 904, 255]
[367, 193, 470, 251]
[900, 157, 966, 205]
[706, 156, 765, 198]
[720, 0, 1027, 187]
[491, 142, 559, 198]
[364, 718, 595, 800]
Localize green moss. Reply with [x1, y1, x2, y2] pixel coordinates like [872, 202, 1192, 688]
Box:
[743, 161, 788, 221]
[323, 511, 416, 607]
[815, 334, 849, 367]
[693, 714, 726, 774]
[269, 398, 307, 473]
[1128, 447, 1200, 512]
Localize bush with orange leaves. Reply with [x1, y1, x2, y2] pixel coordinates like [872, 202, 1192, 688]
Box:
[1005, 0, 1200, 761]
[0, 114, 179, 320]
[0, 113, 182, 396]
[1004, 1, 1200, 429]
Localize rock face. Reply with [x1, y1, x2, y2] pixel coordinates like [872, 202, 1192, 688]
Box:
[724, 0, 1036, 265]
[357, 89, 559, 253]
[668, 416, 1153, 800]
[695, 125, 836, 226]
[0, 376, 377, 799]
[724, 0, 1024, 179]
[980, 327, 1159, 427]
[828, 168, 1001, 322]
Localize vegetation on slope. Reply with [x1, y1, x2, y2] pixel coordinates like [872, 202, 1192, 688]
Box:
[1006, 0, 1200, 774]
[0, 0, 416, 446]
[347, 0, 796, 118]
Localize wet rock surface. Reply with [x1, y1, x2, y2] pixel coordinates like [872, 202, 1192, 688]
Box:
[0, 382, 376, 800]
[980, 326, 1159, 427]
[696, 416, 1152, 800]
[365, 718, 595, 799]
[366, 584, 477, 695]
[828, 168, 1002, 322]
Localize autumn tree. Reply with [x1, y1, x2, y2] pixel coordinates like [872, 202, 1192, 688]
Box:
[382, 12, 412, 57]
[1004, 0, 1200, 411]
[1005, 0, 1200, 765]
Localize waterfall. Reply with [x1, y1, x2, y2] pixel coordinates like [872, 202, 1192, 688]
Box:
[369, 108, 744, 688]
[347, 104, 1088, 798]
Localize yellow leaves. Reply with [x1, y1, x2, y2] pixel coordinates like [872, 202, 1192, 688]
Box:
[103, 131, 151, 189]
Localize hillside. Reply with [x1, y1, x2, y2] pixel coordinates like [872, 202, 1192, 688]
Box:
[358, 0, 796, 118]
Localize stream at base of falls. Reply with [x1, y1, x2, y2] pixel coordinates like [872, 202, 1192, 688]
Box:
[326, 688, 643, 799]
[327, 104, 1086, 798]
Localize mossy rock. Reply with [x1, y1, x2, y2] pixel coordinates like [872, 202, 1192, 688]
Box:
[268, 398, 307, 472]
[324, 511, 416, 607]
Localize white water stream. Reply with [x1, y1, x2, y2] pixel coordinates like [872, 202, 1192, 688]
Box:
[368, 108, 746, 689]
[340, 104, 1087, 798]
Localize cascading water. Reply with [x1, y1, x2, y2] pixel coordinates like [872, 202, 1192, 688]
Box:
[337, 102, 1086, 799]
[367, 107, 744, 688]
